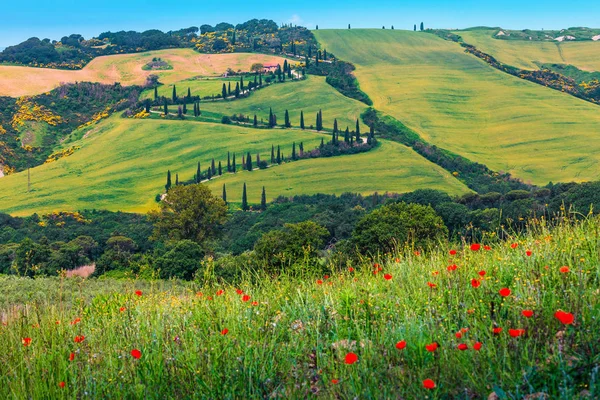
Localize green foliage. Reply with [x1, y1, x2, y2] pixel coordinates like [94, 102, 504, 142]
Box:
[156, 240, 204, 280]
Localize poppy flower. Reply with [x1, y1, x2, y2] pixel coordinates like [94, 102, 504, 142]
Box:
[395, 258, 400, 263]
[559, 266, 570, 273]
[196, 292, 203, 297]
[425, 342, 438, 352]
[455, 332, 462, 339]
[509, 329, 526, 337]
[522, 310, 534, 318]
[414, 251, 421, 256]
[216, 290, 224, 296]
[331, 379, 339, 384]
[484, 245, 491, 251]
[457, 343, 468, 351]
[58, 382, 65, 388]
[74, 335, 85, 343]
[427, 282, 437, 288]
[131, 349, 142, 359]
[384, 274, 392, 280]
[447, 264, 457, 272]
[461, 327, 469, 333]
[478, 270, 486, 277]
[135, 290, 142, 297]
[395, 340, 406, 350]
[348, 267, 354, 272]
[236, 289, 243, 295]
[473, 342, 482, 351]
[554, 310, 574, 325]
[526, 250, 532, 257]
[423, 379, 436, 389]
[498, 288, 511, 297]
[242, 295, 251, 302]
[511, 243, 518, 249]
[119, 307, 126, 312]
[324, 275, 329, 280]
[221, 328, 229, 335]
[470, 243, 481, 251]
[344, 352, 358, 364]
[449, 249, 457, 255]
[251, 301, 259, 306]
[471, 279, 481, 288]
[373, 263, 380, 268]
[22, 337, 32, 347]
[432, 271, 439, 276]
[70, 318, 81, 325]
[316, 279, 323, 285]
[69, 352, 75, 361]
[492, 327, 503, 335]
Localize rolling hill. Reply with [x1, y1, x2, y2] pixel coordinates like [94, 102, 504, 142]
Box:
[314, 29, 600, 185]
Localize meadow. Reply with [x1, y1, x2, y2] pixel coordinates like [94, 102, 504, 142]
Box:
[1, 215, 598, 398]
[314, 29, 600, 185]
[457, 29, 600, 72]
[0, 49, 288, 97]
[0, 116, 467, 216]
[140, 76, 244, 101]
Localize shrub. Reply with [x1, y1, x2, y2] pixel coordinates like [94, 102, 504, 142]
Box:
[156, 240, 204, 280]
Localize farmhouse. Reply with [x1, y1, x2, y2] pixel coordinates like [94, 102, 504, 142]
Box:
[262, 63, 279, 72]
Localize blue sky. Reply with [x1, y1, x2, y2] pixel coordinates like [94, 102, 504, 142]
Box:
[1, 0, 599, 49]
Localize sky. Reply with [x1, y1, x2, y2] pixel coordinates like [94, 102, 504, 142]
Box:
[1, 0, 599, 49]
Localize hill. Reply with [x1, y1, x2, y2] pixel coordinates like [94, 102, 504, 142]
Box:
[314, 29, 600, 185]
[0, 49, 289, 97]
[0, 116, 468, 216]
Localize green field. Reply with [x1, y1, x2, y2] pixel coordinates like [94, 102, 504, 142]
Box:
[458, 29, 600, 71]
[314, 29, 600, 185]
[205, 139, 468, 203]
[140, 76, 243, 101]
[0, 116, 467, 216]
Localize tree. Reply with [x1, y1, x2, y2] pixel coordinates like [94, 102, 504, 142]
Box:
[292, 142, 297, 160]
[268, 108, 275, 128]
[284, 110, 291, 128]
[414, 24, 417, 31]
[246, 151, 252, 171]
[172, 85, 177, 102]
[251, 63, 264, 73]
[154, 86, 158, 101]
[259, 74, 263, 86]
[211, 158, 216, 175]
[165, 170, 172, 191]
[187, 87, 191, 99]
[196, 162, 201, 183]
[207, 167, 212, 180]
[227, 152, 231, 172]
[177, 105, 183, 119]
[182, 103, 187, 114]
[348, 24, 351, 29]
[241, 183, 249, 211]
[420, 22, 424, 31]
[299, 142, 304, 155]
[271, 145, 275, 163]
[149, 184, 228, 245]
[355, 119, 361, 142]
[175, 173, 179, 185]
[163, 98, 168, 115]
[260, 186, 267, 211]
[222, 184, 227, 203]
[156, 240, 205, 280]
[232, 30, 236, 45]
[344, 127, 350, 143]
[232, 153, 236, 172]
[276, 145, 281, 164]
[253, 114, 258, 127]
[218, 161, 222, 175]
[300, 111, 305, 129]
[145, 99, 151, 113]
[240, 76, 244, 92]
[222, 83, 227, 99]
[391, 25, 394, 30]
[228, 82, 231, 96]
[235, 82, 240, 98]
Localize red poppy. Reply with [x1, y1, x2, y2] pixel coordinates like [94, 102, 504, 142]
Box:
[484, 245, 491, 251]
[447, 264, 457, 272]
[135, 290, 142, 297]
[221, 328, 229, 335]
[74, 335, 85, 343]
[509, 329, 526, 337]
[522, 310, 534, 318]
[554, 310, 574, 325]
[324, 275, 329, 280]
[216, 289, 224, 296]
[236, 289, 243, 295]
[423, 379, 436, 389]
[457, 343, 468, 351]
[432, 271, 439, 276]
[478, 270, 486, 277]
[470, 243, 481, 251]
[455, 332, 462, 339]
[395, 340, 407, 350]
[471, 279, 481, 288]
[449, 249, 457, 255]
[526, 250, 532, 257]
[242, 295, 251, 302]
[58, 382, 65, 388]
[316, 279, 323, 285]
[131, 349, 142, 359]
[461, 327, 469, 333]
[70, 318, 81, 325]
[196, 292, 203, 297]
[373, 263, 380, 268]
[414, 251, 421, 256]
[427, 282, 437, 288]
[492, 327, 503, 335]
[473, 342, 482, 351]
[511, 243, 518, 249]
[331, 379, 339, 384]
[348, 267, 354, 272]
[119, 307, 126, 312]
[69, 352, 75, 361]
[498, 288, 511, 297]
[559, 266, 570, 273]
[344, 352, 358, 364]
[425, 342, 438, 352]
[22, 337, 32, 347]
[251, 301, 259, 306]
[384, 274, 392, 280]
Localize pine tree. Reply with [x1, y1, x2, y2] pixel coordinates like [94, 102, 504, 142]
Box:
[196, 162, 201, 183]
[222, 83, 227, 99]
[211, 159, 216, 175]
[232, 153, 236, 172]
[300, 111, 305, 129]
[175, 173, 179, 185]
[253, 114, 258, 127]
[292, 142, 297, 160]
[235, 82, 240, 98]
[241, 183, 248, 211]
[163, 98, 168, 115]
[420, 22, 424, 31]
[218, 161, 222, 175]
[222, 184, 227, 203]
[276, 145, 281, 164]
[271, 145, 275, 163]
[260, 186, 266, 211]
[172, 85, 177, 102]
[165, 170, 172, 191]
[246, 151, 252, 171]
[154, 86, 158, 101]
[284, 110, 291, 127]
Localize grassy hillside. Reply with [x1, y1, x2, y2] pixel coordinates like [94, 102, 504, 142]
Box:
[314, 29, 600, 185]
[0, 116, 467, 216]
[0, 49, 289, 97]
[205, 139, 468, 203]
[458, 29, 600, 71]
[140, 76, 242, 101]
[1, 216, 598, 398]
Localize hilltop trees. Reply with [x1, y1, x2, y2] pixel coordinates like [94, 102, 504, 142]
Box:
[241, 183, 249, 211]
[420, 22, 424, 31]
[300, 111, 305, 129]
[165, 170, 172, 192]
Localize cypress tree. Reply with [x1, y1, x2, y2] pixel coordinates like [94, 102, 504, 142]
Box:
[246, 151, 252, 171]
[345, 127, 350, 143]
[222, 83, 227, 99]
[256, 153, 260, 166]
[235, 82, 240, 98]
[271, 145, 275, 163]
[420, 22, 424, 31]
[232, 30, 236, 45]
[284, 110, 291, 128]
[187, 87, 191, 100]
[177, 105, 183, 119]
[292, 142, 297, 160]
[211, 158, 216, 175]
[331, 129, 336, 145]
[196, 162, 201, 183]
[172, 85, 177, 102]
[276, 145, 281, 164]
[315, 112, 320, 131]
[268, 108, 275, 128]
[175, 173, 179, 185]
[299, 142, 304, 155]
[197, 102, 201, 116]
[218, 161, 222, 175]
[163, 98, 168, 115]
[260, 186, 266, 211]
[259, 74, 262, 86]
[227, 152, 231, 172]
[228, 82, 231, 96]
[240, 76, 244, 92]
[241, 183, 248, 211]
[300, 111, 305, 129]
[414, 24, 417, 31]
[305, 54, 310, 68]
[232, 153, 236, 172]
[283, 60, 288, 75]
[165, 170, 172, 191]
[253, 114, 258, 127]
[183, 103, 187, 114]
[323, 49, 327, 61]
[207, 167, 212, 180]
[355, 119, 361, 142]
[348, 24, 351, 29]
[145, 99, 150, 113]
[391, 25, 394, 30]
[320, 138, 324, 149]
[222, 184, 227, 203]
[154, 86, 158, 101]
[254, 75, 257, 88]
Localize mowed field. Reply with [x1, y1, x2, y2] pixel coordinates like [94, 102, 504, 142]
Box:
[315, 29, 600, 185]
[0, 49, 289, 96]
[458, 29, 600, 71]
[0, 116, 468, 216]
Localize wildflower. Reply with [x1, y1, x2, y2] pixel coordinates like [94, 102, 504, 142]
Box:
[470, 243, 481, 251]
[427, 282, 437, 288]
[478, 270, 486, 277]
[348, 267, 354, 272]
[473, 342, 482, 351]
[395, 340, 406, 350]
[344, 352, 358, 364]
[131, 349, 142, 359]
[384, 274, 392, 280]
[457, 343, 468, 351]
[331, 379, 339, 384]
[511, 243, 518, 249]
[526, 250, 532, 257]
[425, 342, 438, 352]
[447, 264, 458, 272]
[498, 288, 511, 297]
[22, 337, 32, 347]
[135, 290, 142, 297]
[455, 332, 462, 339]
[59, 382, 65, 388]
[236, 289, 243, 295]
[251, 301, 259, 306]
[554, 310, 574, 325]
[70, 318, 81, 325]
[221, 329, 229, 335]
[395, 258, 400, 262]
[119, 307, 126, 312]
[324, 275, 329, 280]
[242, 295, 251, 302]
[559, 266, 570, 273]
[509, 329, 526, 337]
[493, 327, 503, 335]
[74, 335, 85, 343]
[216, 290, 224, 296]
[522, 310, 534, 318]
[449, 249, 457, 255]
[471, 279, 481, 288]
[414, 251, 421, 256]
[484, 245, 491, 251]
[316, 279, 323, 285]
[69, 352, 75, 361]
[423, 379, 436, 389]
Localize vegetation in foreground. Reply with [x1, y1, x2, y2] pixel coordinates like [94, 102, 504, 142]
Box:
[1, 215, 598, 398]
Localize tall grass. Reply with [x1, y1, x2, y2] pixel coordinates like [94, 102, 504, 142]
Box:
[1, 216, 599, 398]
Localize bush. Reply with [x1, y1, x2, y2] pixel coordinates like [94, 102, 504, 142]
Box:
[221, 116, 232, 124]
[156, 240, 205, 280]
